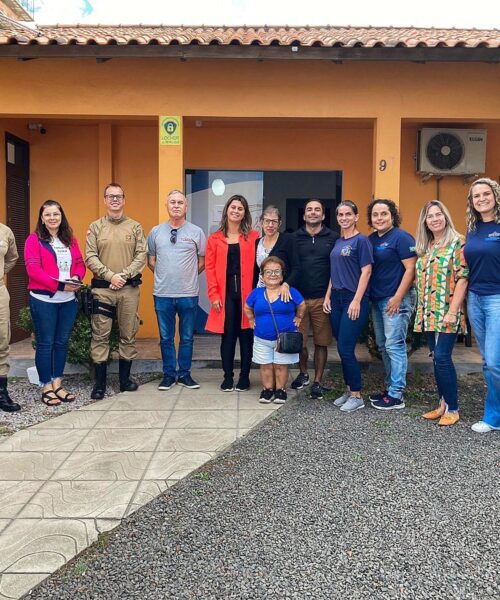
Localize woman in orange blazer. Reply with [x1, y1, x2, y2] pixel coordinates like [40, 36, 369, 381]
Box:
[205, 195, 259, 392]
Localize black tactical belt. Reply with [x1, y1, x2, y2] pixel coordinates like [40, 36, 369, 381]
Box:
[91, 274, 142, 289]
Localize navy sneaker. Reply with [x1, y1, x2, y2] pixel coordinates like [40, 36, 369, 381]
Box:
[291, 372, 310, 390]
[273, 389, 287, 404]
[220, 377, 234, 392]
[310, 382, 331, 400]
[259, 389, 274, 404]
[235, 375, 250, 392]
[369, 390, 388, 403]
[158, 376, 176, 391]
[372, 395, 405, 411]
[177, 374, 200, 389]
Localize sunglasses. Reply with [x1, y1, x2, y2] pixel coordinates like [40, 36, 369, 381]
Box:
[170, 229, 178, 244]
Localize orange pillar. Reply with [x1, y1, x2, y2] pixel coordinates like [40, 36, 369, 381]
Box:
[158, 116, 184, 347]
[98, 123, 112, 216]
[158, 116, 184, 223]
[372, 114, 402, 204]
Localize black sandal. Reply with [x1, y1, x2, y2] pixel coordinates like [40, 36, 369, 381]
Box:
[41, 391, 61, 406]
[53, 386, 76, 403]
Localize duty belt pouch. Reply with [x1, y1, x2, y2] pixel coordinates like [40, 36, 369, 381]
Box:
[80, 287, 117, 319]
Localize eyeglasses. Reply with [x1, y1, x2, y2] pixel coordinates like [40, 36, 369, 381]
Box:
[105, 194, 124, 201]
[263, 269, 282, 276]
[170, 229, 178, 244]
[263, 219, 279, 226]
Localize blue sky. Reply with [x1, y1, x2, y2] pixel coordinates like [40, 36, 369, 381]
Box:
[27, 0, 499, 28]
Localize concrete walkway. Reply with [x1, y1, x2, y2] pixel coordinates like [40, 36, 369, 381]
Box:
[0, 370, 280, 600]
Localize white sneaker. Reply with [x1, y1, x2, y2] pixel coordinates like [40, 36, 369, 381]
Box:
[333, 391, 350, 407]
[340, 395, 365, 413]
[471, 421, 498, 433]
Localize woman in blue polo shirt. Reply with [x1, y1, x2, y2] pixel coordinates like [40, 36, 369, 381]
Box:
[367, 199, 417, 411]
[323, 201, 373, 413]
[464, 177, 500, 434]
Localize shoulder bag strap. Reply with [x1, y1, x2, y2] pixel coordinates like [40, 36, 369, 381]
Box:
[264, 290, 280, 338]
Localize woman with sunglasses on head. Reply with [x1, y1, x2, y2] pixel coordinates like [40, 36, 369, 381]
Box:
[414, 200, 468, 427]
[205, 195, 259, 392]
[245, 256, 305, 404]
[464, 178, 500, 433]
[24, 200, 86, 406]
[323, 200, 373, 413]
[253, 205, 298, 300]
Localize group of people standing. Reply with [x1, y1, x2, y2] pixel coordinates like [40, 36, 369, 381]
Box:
[0, 178, 498, 435]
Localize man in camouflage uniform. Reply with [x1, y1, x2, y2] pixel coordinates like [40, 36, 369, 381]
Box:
[0, 222, 19, 412]
[85, 183, 147, 399]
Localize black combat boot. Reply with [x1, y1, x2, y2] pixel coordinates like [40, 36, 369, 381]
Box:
[119, 359, 138, 392]
[91, 362, 107, 400]
[0, 376, 20, 412]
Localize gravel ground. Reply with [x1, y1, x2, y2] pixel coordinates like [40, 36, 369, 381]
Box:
[29, 370, 499, 600]
[0, 372, 160, 439]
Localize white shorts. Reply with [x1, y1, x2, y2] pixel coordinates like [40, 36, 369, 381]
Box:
[252, 336, 299, 365]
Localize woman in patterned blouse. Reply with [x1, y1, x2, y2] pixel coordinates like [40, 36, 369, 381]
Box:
[414, 201, 469, 426]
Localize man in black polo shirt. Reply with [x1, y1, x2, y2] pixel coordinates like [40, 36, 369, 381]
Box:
[288, 199, 339, 399]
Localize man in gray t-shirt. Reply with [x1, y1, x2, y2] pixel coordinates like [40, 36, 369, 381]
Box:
[147, 190, 206, 390]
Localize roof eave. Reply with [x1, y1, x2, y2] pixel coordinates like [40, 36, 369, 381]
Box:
[0, 44, 499, 62]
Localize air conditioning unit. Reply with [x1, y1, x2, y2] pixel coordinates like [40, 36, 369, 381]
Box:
[417, 128, 487, 175]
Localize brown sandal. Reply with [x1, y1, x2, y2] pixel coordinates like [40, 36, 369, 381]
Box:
[41, 391, 61, 406]
[53, 386, 76, 402]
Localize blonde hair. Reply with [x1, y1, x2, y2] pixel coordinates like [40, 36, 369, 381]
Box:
[415, 200, 461, 256]
[466, 177, 500, 232]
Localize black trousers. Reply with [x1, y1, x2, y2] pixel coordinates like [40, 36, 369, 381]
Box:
[221, 295, 253, 379]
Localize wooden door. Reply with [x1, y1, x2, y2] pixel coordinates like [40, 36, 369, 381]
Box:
[5, 133, 30, 342]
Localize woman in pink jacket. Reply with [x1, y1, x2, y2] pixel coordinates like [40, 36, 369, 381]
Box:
[24, 200, 85, 406]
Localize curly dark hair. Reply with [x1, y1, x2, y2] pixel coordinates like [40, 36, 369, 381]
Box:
[367, 198, 401, 228]
[35, 200, 74, 247]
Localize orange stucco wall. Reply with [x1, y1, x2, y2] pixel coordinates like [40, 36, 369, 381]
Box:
[1, 56, 500, 337]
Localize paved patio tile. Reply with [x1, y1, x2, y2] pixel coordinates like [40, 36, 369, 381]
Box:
[0, 518, 100, 573]
[0, 429, 90, 453]
[107, 395, 179, 411]
[238, 409, 276, 429]
[18, 481, 138, 519]
[94, 410, 171, 429]
[51, 452, 153, 481]
[0, 453, 69, 481]
[238, 396, 283, 410]
[124, 480, 175, 517]
[158, 428, 237, 452]
[75, 428, 163, 452]
[174, 395, 239, 410]
[29, 411, 104, 430]
[0, 482, 44, 518]
[166, 410, 237, 429]
[79, 397, 118, 411]
[0, 573, 49, 600]
[144, 451, 214, 480]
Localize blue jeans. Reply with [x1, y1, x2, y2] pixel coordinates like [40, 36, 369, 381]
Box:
[371, 288, 416, 399]
[330, 289, 370, 392]
[154, 296, 198, 378]
[425, 331, 458, 411]
[467, 292, 500, 428]
[29, 296, 79, 386]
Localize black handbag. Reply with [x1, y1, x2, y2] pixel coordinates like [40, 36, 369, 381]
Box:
[264, 291, 303, 354]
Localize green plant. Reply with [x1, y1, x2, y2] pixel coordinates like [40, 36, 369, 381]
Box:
[17, 290, 120, 371]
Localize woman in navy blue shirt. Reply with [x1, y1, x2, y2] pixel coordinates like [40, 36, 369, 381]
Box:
[245, 256, 305, 404]
[323, 201, 373, 412]
[464, 177, 500, 434]
[367, 199, 417, 411]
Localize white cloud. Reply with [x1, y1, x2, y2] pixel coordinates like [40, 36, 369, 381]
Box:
[33, 0, 500, 28]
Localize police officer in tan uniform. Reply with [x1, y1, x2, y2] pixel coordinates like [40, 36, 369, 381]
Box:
[0, 222, 20, 412]
[85, 183, 147, 399]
